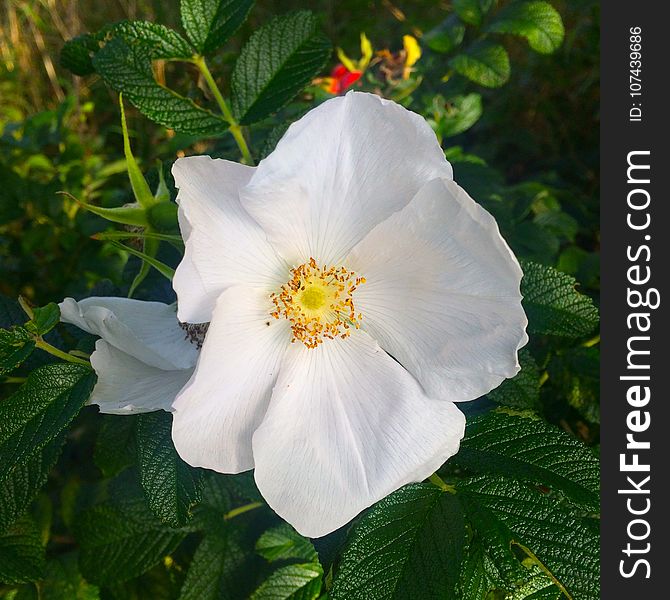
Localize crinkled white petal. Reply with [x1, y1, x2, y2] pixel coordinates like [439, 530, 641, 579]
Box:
[241, 91, 453, 266]
[346, 177, 528, 402]
[89, 340, 193, 414]
[252, 331, 466, 538]
[172, 287, 290, 474]
[59, 297, 198, 371]
[172, 156, 287, 323]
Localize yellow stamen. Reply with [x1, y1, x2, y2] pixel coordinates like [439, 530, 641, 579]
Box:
[270, 258, 365, 349]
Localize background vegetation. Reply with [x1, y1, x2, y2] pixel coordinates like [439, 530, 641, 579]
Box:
[0, 1, 599, 598]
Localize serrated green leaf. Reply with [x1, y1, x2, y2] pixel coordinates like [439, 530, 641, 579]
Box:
[94, 414, 137, 478]
[548, 347, 600, 424]
[111, 21, 194, 59]
[252, 563, 323, 600]
[0, 517, 46, 584]
[0, 327, 35, 375]
[256, 523, 318, 563]
[488, 349, 540, 410]
[455, 411, 599, 511]
[331, 484, 465, 600]
[488, 1, 564, 54]
[449, 41, 510, 88]
[0, 364, 95, 484]
[458, 475, 599, 599]
[179, 527, 262, 600]
[231, 11, 331, 124]
[26, 303, 60, 336]
[181, 0, 254, 55]
[93, 37, 227, 136]
[136, 411, 204, 527]
[0, 434, 64, 534]
[76, 493, 188, 586]
[521, 262, 599, 337]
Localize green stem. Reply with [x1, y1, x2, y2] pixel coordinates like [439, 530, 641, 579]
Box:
[223, 501, 263, 521]
[193, 56, 254, 165]
[429, 473, 456, 494]
[35, 339, 91, 367]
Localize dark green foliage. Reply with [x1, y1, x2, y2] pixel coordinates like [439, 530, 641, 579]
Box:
[181, 0, 255, 55]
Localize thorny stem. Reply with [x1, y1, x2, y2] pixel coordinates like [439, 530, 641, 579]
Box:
[193, 56, 254, 166]
[224, 501, 264, 521]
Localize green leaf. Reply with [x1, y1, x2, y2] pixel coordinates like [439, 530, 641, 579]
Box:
[331, 484, 465, 599]
[256, 524, 318, 563]
[179, 528, 262, 600]
[94, 415, 137, 478]
[251, 563, 323, 600]
[488, 1, 565, 54]
[60, 33, 101, 76]
[488, 349, 540, 410]
[136, 411, 204, 527]
[40, 553, 101, 600]
[0, 327, 35, 375]
[111, 21, 194, 59]
[449, 41, 510, 88]
[0, 434, 64, 533]
[548, 347, 600, 424]
[453, 0, 494, 26]
[455, 411, 600, 511]
[0, 364, 95, 484]
[181, 0, 255, 55]
[231, 11, 332, 124]
[93, 37, 227, 136]
[436, 93, 483, 139]
[521, 261, 599, 337]
[458, 475, 599, 599]
[0, 517, 46, 584]
[76, 493, 188, 585]
[424, 15, 465, 53]
[25, 302, 60, 336]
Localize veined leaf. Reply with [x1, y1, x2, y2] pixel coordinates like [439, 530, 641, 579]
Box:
[488, 1, 565, 54]
[93, 38, 227, 136]
[521, 261, 599, 337]
[331, 485, 465, 599]
[0, 434, 64, 534]
[181, 0, 255, 55]
[136, 411, 204, 527]
[0, 517, 46, 584]
[449, 41, 510, 88]
[424, 15, 465, 53]
[488, 349, 540, 410]
[256, 523, 318, 563]
[0, 364, 95, 484]
[94, 414, 138, 478]
[110, 21, 194, 59]
[455, 411, 600, 511]
[76, 493, 189, 585]
[231, 11, 331, 124]
[25, 303, 60, 337]
[0, 327, 35, 375]
[251, 563, 323, 600]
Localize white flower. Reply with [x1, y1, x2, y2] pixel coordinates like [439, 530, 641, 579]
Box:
[59, 297, 200, 414]
[171, 91, 527, 537]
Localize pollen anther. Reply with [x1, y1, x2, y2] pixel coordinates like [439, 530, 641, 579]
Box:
[270, 258, 365, 349]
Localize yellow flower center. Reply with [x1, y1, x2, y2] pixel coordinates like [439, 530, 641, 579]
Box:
[270, 257, 365, 349]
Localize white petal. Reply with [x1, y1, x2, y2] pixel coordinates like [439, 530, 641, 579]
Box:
[59, 297, 198, 371]
[252, 331, 465, 538]
[89, 340, 192, 414]
[171, 287, 290, 474]
[172, 156, 287, 323]
[346, 177, 528, 402]
[241, 91, 453, 266]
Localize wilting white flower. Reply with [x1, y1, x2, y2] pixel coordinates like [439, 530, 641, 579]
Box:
[59, 297, 202, 414]
[171, 91, 527, 537]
